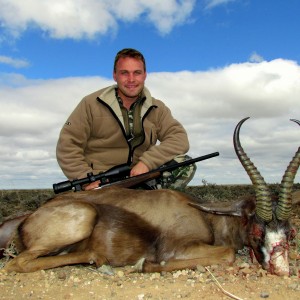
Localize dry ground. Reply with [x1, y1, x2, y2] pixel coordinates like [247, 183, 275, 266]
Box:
[0, 187, 300, 300]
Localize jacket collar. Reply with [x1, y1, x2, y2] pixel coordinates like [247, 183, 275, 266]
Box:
[99, 84, 154, 118]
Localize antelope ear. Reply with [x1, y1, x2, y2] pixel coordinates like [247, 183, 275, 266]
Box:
[189, 199, 253, 217]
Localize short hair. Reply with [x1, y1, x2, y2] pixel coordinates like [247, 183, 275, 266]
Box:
[113, 48, 146, 72]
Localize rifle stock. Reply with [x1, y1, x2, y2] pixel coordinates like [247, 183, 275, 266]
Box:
[102, 170, 161, 189]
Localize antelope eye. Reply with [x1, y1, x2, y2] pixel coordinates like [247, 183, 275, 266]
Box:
[253, 235, 262, 244]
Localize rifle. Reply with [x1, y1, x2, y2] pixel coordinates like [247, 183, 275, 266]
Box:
[53, 152, 219, 194]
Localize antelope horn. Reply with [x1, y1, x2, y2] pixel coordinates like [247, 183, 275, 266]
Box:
[276, 119, 300, 221]
[233, 117, 272, 222]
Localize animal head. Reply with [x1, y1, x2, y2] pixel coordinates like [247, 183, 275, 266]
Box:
[235, 117, 299, 275]
[191, 117, 299, 276]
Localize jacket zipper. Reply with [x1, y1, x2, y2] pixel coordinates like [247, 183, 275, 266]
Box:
[97, 97, 157, 165]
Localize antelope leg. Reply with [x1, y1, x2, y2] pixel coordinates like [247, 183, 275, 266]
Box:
[4, 249, 107, 273]
[142, 245, 235, 273]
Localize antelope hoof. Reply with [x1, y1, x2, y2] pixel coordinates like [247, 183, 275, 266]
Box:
[97, 264, 115, 275]
[134, 257, 146, 272]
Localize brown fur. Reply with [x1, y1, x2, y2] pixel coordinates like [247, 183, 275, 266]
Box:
[293, 190, 300, 205]
[3, 187, 240, 273]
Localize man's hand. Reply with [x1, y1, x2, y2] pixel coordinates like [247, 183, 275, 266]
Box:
[84, 180, 101, 190]
[83, 162, 149, 190]
[130, 161, 149, 176]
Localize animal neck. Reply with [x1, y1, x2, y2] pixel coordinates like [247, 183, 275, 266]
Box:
[207, 214, 247, 250]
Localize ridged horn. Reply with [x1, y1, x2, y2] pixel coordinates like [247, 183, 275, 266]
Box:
[276, 119, 300, 221]
[233, 117, 273, 222]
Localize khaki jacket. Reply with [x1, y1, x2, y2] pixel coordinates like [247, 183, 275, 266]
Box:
[56, 85, 189, 180]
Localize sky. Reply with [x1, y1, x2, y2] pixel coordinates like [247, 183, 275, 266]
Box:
[0, 0, 300, 190]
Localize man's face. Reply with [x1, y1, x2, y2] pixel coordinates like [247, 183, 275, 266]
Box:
[113, 57, 147, 102]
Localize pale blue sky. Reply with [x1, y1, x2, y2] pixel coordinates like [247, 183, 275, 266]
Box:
[0, 0, 300, 189]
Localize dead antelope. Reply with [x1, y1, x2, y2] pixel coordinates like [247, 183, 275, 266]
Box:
[1, 117, 299, 276]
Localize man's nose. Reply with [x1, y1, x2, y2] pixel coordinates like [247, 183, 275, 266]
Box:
[128, 73, 135, 81]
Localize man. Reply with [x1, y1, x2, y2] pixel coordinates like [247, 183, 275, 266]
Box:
[56, 48, 195, 190]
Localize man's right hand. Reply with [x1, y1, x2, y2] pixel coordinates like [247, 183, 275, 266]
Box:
[84, 180, 101, 190]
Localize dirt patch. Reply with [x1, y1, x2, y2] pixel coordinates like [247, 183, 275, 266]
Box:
[1, 258, 300, 300]
[0, 187, 300, 300]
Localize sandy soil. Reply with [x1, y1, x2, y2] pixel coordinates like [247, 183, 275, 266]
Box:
[1, 255, 300, 300]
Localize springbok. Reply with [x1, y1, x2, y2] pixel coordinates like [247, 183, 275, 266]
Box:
[1, 118, 299, 276]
